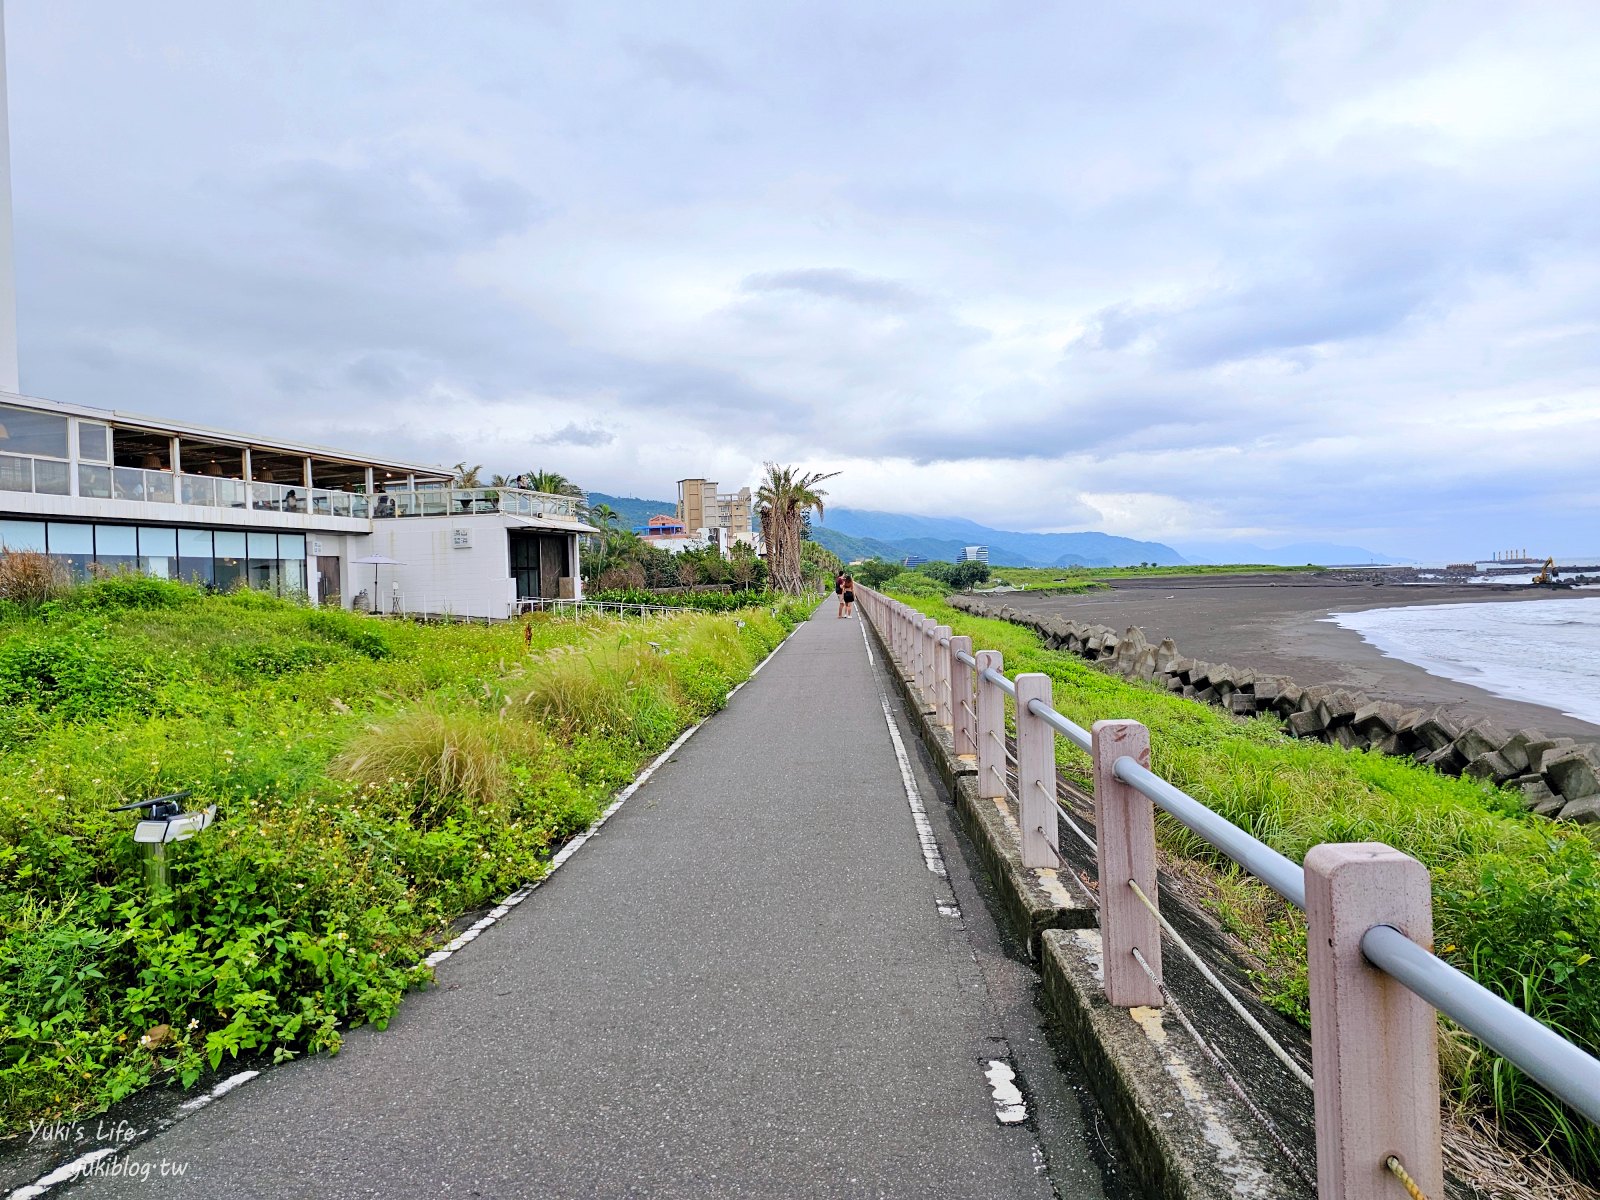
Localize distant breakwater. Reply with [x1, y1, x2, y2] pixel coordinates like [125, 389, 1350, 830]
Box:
[950, 594, 1600, 825]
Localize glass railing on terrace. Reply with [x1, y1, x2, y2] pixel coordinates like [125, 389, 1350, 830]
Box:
[369, 487, 581, 520]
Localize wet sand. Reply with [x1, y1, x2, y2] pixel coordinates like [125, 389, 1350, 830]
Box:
[997, 573, 1600, 739]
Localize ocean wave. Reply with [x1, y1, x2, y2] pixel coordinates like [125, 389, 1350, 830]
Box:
[1326, 597, 1600, 727]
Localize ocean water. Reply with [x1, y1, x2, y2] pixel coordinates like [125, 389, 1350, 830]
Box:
[1326, 597, 1600, 727]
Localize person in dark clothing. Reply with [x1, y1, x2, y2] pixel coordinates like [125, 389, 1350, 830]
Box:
[842, 574, 856, 618]
[835, 571, 846, 618]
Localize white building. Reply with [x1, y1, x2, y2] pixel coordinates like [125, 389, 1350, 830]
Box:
[957, 545, 989, 564]
[0, 391, 593, 619]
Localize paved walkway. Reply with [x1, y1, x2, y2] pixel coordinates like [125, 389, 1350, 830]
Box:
[70, 605, 1113, 1199]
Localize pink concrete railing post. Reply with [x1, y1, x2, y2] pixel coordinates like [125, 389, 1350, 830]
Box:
[975, 650, 1006, 801]
[909, 609, 923, 688]
[1014, 673, 1059, 869]
[921, 618, 938, 702]
[1091, 720, 1162, 1007]
[1305, 844, 1442, 1200]
[933, 624, 953, 729]
[949, 635, 975, 758]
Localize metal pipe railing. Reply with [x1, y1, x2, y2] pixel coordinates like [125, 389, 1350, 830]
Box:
[858, 584, 1600, 1195]
[1361, 923, 1600, 1127]
[1114, 758, 1307, 910]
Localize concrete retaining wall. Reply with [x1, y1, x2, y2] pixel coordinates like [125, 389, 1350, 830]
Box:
[860, 612, 1312, 1200]
[950, 595, 1600, 825]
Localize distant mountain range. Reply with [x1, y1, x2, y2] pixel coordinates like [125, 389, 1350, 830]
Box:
[587, 492, 679, 529]
[813, 509, 1185, 568]
[1175, 540, 1412, 566]
[586, 493, 1402, 568]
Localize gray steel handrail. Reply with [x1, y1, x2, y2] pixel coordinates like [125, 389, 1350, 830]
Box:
[980, 667, 1015, 697]
[1029, 700, 1092, 753]
[1363, 924, 1600, 1126]
[1114, 758, 1307, 909]
[867, 585, 1600, 1129]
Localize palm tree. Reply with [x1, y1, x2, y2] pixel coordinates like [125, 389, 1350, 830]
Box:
[589, 503, 619, 530]
[453, 462, 484, 488]
[755, 464, 840, 595]
[499, 469, 589, 520]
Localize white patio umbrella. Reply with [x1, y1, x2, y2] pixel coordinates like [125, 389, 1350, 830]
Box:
[351, 554, 404, 613]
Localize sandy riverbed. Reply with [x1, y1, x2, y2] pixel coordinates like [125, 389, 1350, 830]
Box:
[991, 573, 1600, 739]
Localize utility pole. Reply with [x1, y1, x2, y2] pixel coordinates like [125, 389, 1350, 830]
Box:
[0, 1, 18, 393]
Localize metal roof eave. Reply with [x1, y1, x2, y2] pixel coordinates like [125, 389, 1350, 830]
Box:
[0, 388, 451, 479]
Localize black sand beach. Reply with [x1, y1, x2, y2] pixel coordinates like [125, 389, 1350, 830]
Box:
[996, 574, 1600, 740]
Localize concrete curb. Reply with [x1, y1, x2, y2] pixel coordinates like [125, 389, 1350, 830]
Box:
[863, 609, 1314, 1200]
[1041, 929, 1306, 1200]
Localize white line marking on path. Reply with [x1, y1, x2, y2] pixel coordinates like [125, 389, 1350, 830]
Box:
[984, 1059, 1030, 1125]
[859, 615, 873, 664]
[880, 698, 948, 878]
[425, 622, 803, 968]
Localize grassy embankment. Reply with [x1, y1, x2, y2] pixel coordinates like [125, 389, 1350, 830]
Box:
[0, 576, 809, 1132]
[888, 588, 1600, 1175]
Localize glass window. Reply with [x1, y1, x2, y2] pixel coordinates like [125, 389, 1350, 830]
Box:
[246, 532, 277, 559]
[77, 422, 110, 462]
[180, 476, 215, 506]
[178, 529, 213, 557]
[0, 454, 31, 493]
[94, 524, 137, 573]
[146, 472, 175, 504]
[138, 527, 178, 557]
[213, 530, 246, 558]
[78, 464, 112, 498]
[46, 522, 94, 581]
[278, 534, 306, 560]
[280, 558, 307, 596]
[0, 519, 47, 552]
[33, 460, 70, 496]
[94, 524, 137, 555]
[0, 403, 70, 458]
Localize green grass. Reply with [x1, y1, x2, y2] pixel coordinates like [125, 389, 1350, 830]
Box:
[888, 588, 1600, 1175]
[0, 576, 812, 1130]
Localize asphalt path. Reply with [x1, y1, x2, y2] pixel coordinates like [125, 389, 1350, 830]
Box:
[64, 604, 1115, 1200]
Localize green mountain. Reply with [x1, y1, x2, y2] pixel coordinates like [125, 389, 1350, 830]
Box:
[587, 492, 679, 531]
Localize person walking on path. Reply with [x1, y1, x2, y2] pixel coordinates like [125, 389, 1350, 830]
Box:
[842, 573, 856, 618]
[835, 570, 847, 617]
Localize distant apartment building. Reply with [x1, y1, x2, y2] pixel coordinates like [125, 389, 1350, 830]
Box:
[901, 554, 928, 568]
[677, 478, 753, 533]
[676, 477, 758, 554]
[635, 514, 707, 554]
[957, 545, 989, 564]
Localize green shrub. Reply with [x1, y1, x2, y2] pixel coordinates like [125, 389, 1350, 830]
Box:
[0, 584, 804, 1132]
[882, 571, 945, 597]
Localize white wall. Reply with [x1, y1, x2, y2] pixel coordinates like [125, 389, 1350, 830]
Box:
[344, 517, 516, 619]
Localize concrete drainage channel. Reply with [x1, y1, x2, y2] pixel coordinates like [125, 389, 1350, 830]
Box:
[862, 612, 1318, 1200]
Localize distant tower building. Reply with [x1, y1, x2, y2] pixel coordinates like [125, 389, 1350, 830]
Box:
[957, 545, 989, 564]
[677, 478, 753, 534]
[901, 553, 928, 568]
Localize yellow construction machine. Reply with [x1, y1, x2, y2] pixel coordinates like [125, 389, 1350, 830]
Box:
[1532, 557, 1560, 586]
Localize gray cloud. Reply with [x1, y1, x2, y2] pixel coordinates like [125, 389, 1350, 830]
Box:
[741, 268, 924, 313]
[535, 422, 616, 447]
[8, 1, 1600, 558]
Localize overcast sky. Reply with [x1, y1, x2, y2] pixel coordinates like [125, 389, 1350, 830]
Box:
[8, 2, 1599, 559]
